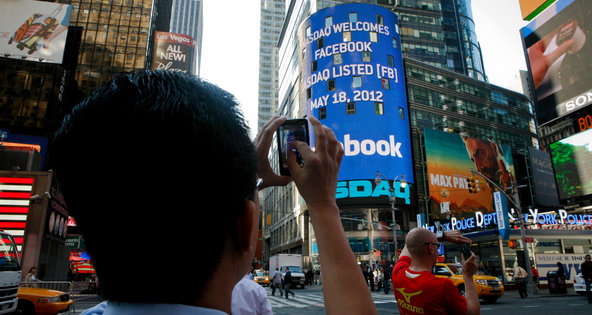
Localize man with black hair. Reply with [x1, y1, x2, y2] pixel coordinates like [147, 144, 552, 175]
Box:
[51, 70, 376, 314]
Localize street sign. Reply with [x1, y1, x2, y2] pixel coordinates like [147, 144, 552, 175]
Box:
[494, 191, 511, 240]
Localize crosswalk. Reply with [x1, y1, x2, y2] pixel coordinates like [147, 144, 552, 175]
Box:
[265, 288, 397, 309]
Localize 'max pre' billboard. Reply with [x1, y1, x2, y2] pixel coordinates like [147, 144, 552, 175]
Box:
[298, 3, 413, 206]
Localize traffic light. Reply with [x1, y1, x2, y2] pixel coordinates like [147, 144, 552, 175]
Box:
[467, 177, 476, 193]
[508, 240, 518, 249]
[467, 176, 481, 193]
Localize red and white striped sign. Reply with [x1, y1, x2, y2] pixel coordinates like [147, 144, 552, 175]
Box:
[0, 177, 33, 250]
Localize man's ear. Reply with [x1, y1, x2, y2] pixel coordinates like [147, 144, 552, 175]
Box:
[234, 199, 258, 253]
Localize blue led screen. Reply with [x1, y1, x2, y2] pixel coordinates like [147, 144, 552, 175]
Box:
[298, 3, 414, 186]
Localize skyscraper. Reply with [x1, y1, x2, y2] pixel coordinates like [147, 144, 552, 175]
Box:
[168, 0, 203, 75]
[257, 0, 285, 131]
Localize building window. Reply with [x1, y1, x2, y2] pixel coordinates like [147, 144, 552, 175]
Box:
[375, 102, 384, 115]
[307, 87, 312, 99]
[343, 31, 351, 42]
[312, 60, 317, 72]
[387, 55, 394, 67]
[353, 76, 362, 88]
[392, 37, 398, 49]
[325, 16, 333, 28]
[346, 102, 356, 115]
[370, 32, 377, 42]
[362, 51, 371, 62]
[377, 15, 384, 25]
[317, 37, 324, 49]
[382, 78, 390, 90]
[349, 12, 357, 23]
[328, 79, 335, 91]
[319, 107, 327, 119]
[398, 106, 405, 120]
[334, 53, 342, 65]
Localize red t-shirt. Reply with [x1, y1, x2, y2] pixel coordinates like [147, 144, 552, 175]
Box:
[392, 256, 467, 315]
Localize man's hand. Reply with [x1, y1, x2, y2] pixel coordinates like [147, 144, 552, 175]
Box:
[254, 116, 293, 190]
[461, 252, 479, 278]
[443, 230, 472, 245]
[287, 116, 343, 209]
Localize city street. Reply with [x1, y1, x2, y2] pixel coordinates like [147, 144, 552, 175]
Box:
[70, 285, 591, 314]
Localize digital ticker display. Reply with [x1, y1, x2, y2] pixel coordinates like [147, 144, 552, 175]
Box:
[298, 3, 413, 205]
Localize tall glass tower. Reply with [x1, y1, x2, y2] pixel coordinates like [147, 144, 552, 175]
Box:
[257, 0, 285, 131]
[169, 0, 203, 75]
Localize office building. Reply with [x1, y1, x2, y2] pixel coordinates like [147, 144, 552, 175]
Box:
[257, 0, 285, 131]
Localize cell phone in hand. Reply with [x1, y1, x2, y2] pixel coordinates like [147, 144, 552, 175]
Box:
[460, 243, 472, 259]
[276, 119, 310, 176]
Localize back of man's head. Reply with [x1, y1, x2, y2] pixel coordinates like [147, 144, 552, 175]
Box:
[51, 70, 257, 304]
[405, 228, 435, 258]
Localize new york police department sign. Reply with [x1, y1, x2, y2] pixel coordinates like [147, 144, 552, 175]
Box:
[298, 3, 413, 205]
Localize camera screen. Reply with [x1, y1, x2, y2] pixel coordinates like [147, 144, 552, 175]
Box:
[279, 123, 308, 170]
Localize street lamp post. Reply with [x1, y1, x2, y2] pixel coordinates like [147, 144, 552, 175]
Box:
[375, 171, 407, 261]
[469, 168, 534, 295]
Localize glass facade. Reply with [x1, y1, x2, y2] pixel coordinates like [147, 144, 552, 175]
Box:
[405, 59, 536, 149]
[63, 0, 153, 95]
[0, 60, 62, 133]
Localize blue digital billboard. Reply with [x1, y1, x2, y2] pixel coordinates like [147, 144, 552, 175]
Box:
[298, 3, 413, 204]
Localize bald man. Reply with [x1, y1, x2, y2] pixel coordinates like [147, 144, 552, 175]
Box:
[392, 228, 480, 315]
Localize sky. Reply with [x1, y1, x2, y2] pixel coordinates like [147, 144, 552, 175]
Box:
[199, 0, 531, 136]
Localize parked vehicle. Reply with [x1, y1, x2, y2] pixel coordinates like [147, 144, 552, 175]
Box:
[253, 269, 270, 286]
[433, 263, 504, 303]
[269, 254, 306, 289]
[573, 272, 585, 295]
[0, 232, 21, 314]
[16, 287, 73, 315]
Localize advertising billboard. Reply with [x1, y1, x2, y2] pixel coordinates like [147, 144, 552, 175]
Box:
[521, 0, 592, 125]
[549, 128, 592, 201]
[528, 147, 560, 208]
[424, 129, 516, 220]
[150, 31, 195, 73]
[297, 3, 413, 205]
[0, 0, 71, 64]
[519, 0, 557, 21]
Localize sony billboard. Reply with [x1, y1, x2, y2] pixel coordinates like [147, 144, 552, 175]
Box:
[297, 3, 413, 206]
[521, 0, 592, 125]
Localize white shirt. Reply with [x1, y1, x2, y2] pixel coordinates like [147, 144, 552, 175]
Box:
[231, 274, 273, 315]
[80, 301, 228, 315]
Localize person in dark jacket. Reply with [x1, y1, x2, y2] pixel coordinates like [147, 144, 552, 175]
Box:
[582, 254, 592, 303]
[283, 267, 295, 299]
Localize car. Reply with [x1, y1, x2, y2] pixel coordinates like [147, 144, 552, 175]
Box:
[253, 269, 270, 287]
[433, 263, 504, 303]
[16, 287, 74, 315]
[573, 272, 586, 295]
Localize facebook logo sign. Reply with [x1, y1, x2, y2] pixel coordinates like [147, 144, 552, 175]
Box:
[298, 3, 414, 184]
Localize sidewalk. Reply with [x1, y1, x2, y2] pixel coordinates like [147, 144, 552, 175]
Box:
[503, 287, 580, 299]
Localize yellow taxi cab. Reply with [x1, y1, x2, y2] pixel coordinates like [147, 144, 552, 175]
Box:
[16, 287, 74, 315]
[433, 263, 504, 303]
[253, 269, 270, 287]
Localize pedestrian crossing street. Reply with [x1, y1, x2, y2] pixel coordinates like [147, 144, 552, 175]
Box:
[266, 289, 397, 309]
